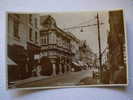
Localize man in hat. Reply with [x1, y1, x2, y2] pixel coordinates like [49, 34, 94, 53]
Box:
[36, 62, 42, 77]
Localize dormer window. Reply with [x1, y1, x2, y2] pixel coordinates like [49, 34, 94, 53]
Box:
[13, 15, 20, 39]
[35, 18, 37, 28]
[29, 28, 33, 41]
[29, 14, 32, 25]
[35, 31, 38, 43]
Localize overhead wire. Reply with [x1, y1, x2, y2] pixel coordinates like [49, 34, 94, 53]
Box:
[63, 16, 97, 31]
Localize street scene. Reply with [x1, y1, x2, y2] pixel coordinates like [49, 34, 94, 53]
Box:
[7, 10, 128, 89]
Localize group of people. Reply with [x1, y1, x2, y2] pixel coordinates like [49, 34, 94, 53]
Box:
[32, 63, 42, 77]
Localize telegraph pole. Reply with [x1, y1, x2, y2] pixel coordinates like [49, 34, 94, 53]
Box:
[96, 13, 102, 82]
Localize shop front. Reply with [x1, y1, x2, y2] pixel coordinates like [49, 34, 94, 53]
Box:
[8, 44, 27, 80]
[27, 42, 41, 77]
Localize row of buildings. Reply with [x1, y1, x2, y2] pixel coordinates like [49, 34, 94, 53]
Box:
[8, 14, 96, 83]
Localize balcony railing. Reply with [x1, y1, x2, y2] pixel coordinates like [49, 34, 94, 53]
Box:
[41, 44, 71, 53]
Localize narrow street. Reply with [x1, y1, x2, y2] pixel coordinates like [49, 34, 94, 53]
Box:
[16, 69, 95, 88]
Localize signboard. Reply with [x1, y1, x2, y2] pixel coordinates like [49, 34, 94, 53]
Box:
[34, 54, 40, 60]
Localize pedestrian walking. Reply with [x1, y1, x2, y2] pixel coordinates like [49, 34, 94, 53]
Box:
[36, 63, 42, 76]
[32, 68, 36, 77]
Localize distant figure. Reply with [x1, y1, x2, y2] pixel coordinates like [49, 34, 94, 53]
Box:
[32, 68, 36, 77]
[71, 68, 75, 72]
[36, 63, 42, 76]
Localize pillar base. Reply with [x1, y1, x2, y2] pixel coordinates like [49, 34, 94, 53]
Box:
[50, 59, 56, 77]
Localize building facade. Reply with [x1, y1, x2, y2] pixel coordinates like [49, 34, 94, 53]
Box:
[70, 33, 80, 62]
[79, 40, 95, 67]
[8, 14, 41, 83]
[8, 14, 30, 81]
[108, 10, 127, 84]
[39, 15, 75, 76]
[8, 14, 96, 83]
[27, 14, 41, 77]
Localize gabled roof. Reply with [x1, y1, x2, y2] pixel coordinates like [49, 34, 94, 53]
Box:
[40, 15, 51, 25]
[40, 15, 80, 42]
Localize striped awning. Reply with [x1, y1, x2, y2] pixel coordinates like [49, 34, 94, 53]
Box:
[8, 57, 17, 66]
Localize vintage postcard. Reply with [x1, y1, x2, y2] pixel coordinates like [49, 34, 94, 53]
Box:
[7, 9, 128, 89]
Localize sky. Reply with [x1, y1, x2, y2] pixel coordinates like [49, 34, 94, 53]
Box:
[41, 11, 110, 55]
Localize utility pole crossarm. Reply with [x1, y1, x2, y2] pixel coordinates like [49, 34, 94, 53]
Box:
[63, 22, 104, 31]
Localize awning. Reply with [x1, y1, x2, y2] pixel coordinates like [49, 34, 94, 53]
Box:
[8, 57, 17, 66]
[78, 61, 84, 66]
[72, 62, 79, 66]
[84, 64, 88, 66]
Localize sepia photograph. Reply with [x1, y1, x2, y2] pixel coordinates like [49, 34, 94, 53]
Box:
[7, 9, 128, 89]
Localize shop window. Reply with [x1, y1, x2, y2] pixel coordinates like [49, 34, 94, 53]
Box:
[13, 20, 19, 38]
[35, 18, 37, 28]
[40, 37, 43, 45]
[41, 35, 47, 45]
[29, 14, 32, 25]
[29, 28, 32, 41]
[43, 36, 47, 45]
[35, 31, 38, 43]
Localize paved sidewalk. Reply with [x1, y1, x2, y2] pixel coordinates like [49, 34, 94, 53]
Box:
[79, 77, 101, 85]
[10, 72, 74, 88]
[11, 76, 50, 87]
[9, 69, 97, 88]
[15, 70, 93, 88]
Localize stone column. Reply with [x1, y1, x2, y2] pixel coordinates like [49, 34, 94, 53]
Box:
[51, 59, 56, 76]
[64, 65, 67, 73]
[68, 64, 71, 72]
[59, 63, 62, 75]
[64, 57, 67, 73]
